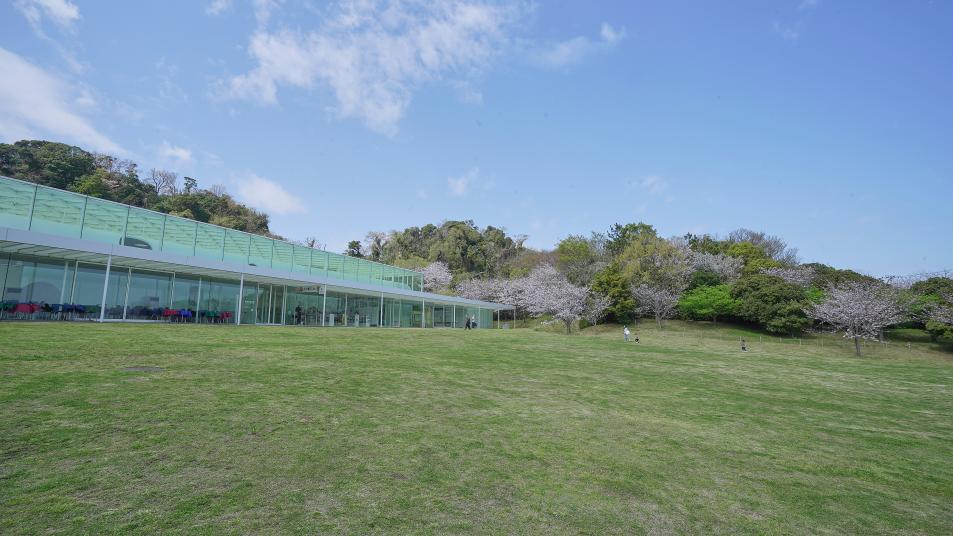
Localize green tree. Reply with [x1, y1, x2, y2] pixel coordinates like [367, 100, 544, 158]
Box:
[678, 285, 739, 325]
[606, 222, 657, 258]
[591, 264, 636, 324]
[617, 234, 690, 289]
[345, 240, 364, 257]
[731, 274, 811, 334]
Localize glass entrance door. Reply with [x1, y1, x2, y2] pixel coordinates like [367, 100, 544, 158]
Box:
[253, 284, 284, 324]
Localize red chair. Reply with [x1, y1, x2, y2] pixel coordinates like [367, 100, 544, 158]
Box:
[13, 303, 39, 319]
[220, 311, 233, 323]
[162, 308, 177, 322]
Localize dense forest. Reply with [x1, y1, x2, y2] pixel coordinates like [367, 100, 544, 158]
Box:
[0, 140, 277, 237]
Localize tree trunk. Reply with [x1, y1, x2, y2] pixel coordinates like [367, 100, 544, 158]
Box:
[712, 314, 717, 326]
[656, 313, 662, 330]
[565, 319, 572, 335]
[854, 336, 862, 357]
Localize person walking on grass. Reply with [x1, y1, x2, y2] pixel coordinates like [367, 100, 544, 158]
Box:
[465, 316, 471, 330]
[741, 338, 748, 352]
[623, 326, 630, 342]
[634, 333, 640, 344]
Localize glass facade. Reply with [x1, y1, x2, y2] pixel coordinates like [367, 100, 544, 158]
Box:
[0, 175, 422, 291]
[0, 175, 506, 326]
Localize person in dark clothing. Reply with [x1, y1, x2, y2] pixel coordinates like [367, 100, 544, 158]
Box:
[465, 317, 471, 330]
[741, 339, 748, 352]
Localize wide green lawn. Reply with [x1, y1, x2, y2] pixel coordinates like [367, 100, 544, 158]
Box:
[1, 322, 952, 534]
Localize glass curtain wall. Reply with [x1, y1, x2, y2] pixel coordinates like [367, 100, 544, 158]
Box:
[125, 269, 172, 320]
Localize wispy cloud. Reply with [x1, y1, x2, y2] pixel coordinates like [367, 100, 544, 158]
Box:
[448, 167, 481, 197]
[14, 0, 85, 72]
[774, 0, 819, 42]
[158, 141, 193, 165]
[205, 0, 232, 16]
[222, 0, 525, 135]
[633, 175, 667, 194]
[0, 47, 122, 154]
[235, 173, 306, 215]
[14, 0, 80, 30]
[529, 22, 625, 68]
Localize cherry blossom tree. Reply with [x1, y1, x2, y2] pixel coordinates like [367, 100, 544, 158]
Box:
[761, 266, 816, 287]
[690, 251, 743, 282]
[419, 261, 452, 292]
[805, 280, 909, 356]
[930, 292, 953, 324]
[583, 293, 612, 326]
[632, 283, 681, 329]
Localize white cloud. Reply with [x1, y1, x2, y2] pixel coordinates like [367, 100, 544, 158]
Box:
[158, 141, 193, 165]
[773, 22, 800, 41]
[205, 0, 232, 16]
[253, 0, 282, 26]
[223, 0, 524, 134]
[0, 48, 122, 153]
[235, 173, 306, 215]
[14, 0, 80, 30]
[448, 167, 480, 197]
[629, 175, 667, 195]
[531, 22, 625, 68]
[799, 0, 818, 10]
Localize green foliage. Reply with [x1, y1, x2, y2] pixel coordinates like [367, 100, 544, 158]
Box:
[345, 240, 365, 257]
[678, 284, 739, 323]
[805, 263, 879, 288]
[687, 270, 723, 290]
[731, 274, 812, 334]
[0, 140, 275, 237]
[367, 220, 525, 278]
[911, 277, 953, 299]
[617, 233, 689, 288]
[684, 233, 731, 255]
[605, 222, 657, 257]
[591, 264, 636, 324]
[925, 321, 953, 343]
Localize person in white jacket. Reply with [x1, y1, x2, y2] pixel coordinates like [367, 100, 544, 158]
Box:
[623, 326, 630, 342]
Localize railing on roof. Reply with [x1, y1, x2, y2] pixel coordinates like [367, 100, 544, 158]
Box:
[0, 175, 423, 291]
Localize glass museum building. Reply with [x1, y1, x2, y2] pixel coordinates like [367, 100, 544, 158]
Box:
[0, 175, 509, 328]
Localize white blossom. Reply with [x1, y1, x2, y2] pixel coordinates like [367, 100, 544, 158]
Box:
[632, 283, 681, 329]
[690, 251, 743, 282]
[805, 280, 910, 356]
[583, 293, 612, 325]
[761, 266, 816, 287]
[418, 261, 452, 292]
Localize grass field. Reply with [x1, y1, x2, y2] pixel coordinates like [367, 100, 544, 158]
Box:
[2, 321, 952, 534]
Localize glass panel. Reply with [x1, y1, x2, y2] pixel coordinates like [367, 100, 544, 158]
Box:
[102, 268, 129, 320]
[171, 275, 201, 322]
[310, 250, 328, 275]
[272, 242, 293, 271]
[223, 230, 250, 264]
[0, 255, 70, 306]
[240, 282, 259, 324]
[125, 269, 172, 320]
[82, 198, 127, 245]
[346, 293, 380, 327]
[161, 217, 196, 257]
[248, 236, 273, 268]
[124, 208, 164, 250]
[382, 297, 399, 327]
[195, 223, 225, 261]
[200, 278, 240, 324]
[343, 257, 360, 281]
[292, 245, 312, 274]
[30, 187, 85, 237]
[326, 253, 344, 280]
[324, 290, 345, 326]
[0, 178, 36, 230]
[370, 264, 383, 286]
[72, 263, 106, 316]
[357, 259, 372, 282]
[285, 285, 323, 326]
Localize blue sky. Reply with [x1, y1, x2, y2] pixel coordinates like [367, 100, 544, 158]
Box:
[1, 0, 951, 277]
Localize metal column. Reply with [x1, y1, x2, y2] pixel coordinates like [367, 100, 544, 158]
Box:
[236, 273, 244, 324]
[98, 254, 112, 322]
